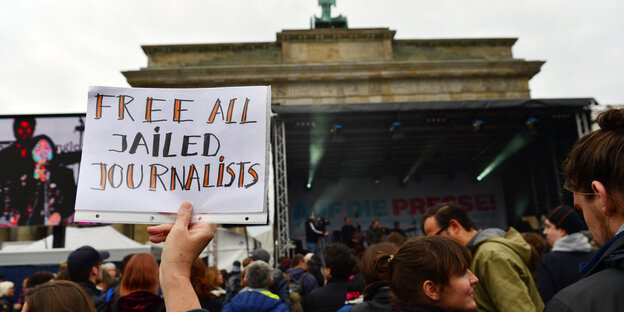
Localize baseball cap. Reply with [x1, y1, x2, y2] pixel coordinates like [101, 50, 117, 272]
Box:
[249, 248, 270, 263]
[67, 245, 110, 274]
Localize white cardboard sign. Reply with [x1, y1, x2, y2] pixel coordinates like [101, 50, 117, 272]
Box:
[74, 86, 271, 224]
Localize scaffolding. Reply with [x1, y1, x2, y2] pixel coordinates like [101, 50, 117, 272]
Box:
[272, 117, 292, 260]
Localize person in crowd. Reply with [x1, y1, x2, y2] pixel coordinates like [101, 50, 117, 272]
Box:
[278, 258, 291, 273]
[15, 277, 29, 311]
[106, 253, 135, 307]
[67, 245, 110, 312]
[97, 264, 115, 293]
[227, 261, 242, 285]
[389, 221, 406, 237]
[305, 213, 328, 253]
[190, 258, 223, 312]
[249, 248, 291, 308]
[304, 253, 325, 287]
[545, 108, 624, 311]
[103, 262, 118, 279]
[336, 274, 366, 312]
[222, 260, 290, 312]
[225, 261, 243, 303]
[13, 271, 55, 311]
[113, 253, 165, 312]
[26, 272, 55, 289]
[22, 280, 96, 312]
[350, 242, 398, 312]
[207, 266, 227, 301]
[220, 270, 228, 288]
[365, 220, 383, 246]
[286, 254, 319, 301]
[0, 281, 15, 312]
[341, 216, 360, 248]
[386, 231, 406, 247]
[423, 202, 544, 311]
[241, 257, 253, 268]
[537, 205, 594, 303]
[520, 232, 549, 281]
[55, 261, 70, 281]
[304, 243, 356, 312]
[376, 236, 479, 312]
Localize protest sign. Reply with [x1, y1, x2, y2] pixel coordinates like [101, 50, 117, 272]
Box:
[74, 86, 270, 224]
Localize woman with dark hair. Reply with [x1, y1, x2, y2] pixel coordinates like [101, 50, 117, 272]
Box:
[190, 258, 223, 312]
[375, 236, 478, 312]
[114, 253, 165, 312]
[23, 280, 96, 312]
[304, 253, 325, 287]
[351, 242, 398, 312]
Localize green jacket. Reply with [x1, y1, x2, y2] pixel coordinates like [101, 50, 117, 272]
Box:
[469, 227, 544, 312]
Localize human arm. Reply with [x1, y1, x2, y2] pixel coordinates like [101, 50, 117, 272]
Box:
[147, 202, 215, 312]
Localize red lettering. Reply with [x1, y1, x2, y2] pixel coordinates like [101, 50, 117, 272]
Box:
[392, 198, 408, 216]
[475, 194, 489, 211]
[490, 194, 496, 211]
[410, 198, 425, 215]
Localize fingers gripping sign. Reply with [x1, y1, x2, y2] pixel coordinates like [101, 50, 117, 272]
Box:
[147, 202, 215, 312]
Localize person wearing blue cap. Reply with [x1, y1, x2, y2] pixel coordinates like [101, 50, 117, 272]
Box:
[537, 205, 594, 303]
[67, 245, 110, 312]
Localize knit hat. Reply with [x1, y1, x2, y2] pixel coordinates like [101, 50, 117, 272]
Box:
[547, 205, 586, 234]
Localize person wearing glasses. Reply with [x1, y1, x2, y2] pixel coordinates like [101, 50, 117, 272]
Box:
[544, 108, 624, 312]
[422, 202, 543, 312]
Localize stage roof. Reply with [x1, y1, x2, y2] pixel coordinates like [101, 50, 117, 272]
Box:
[271, 98, 595, 184]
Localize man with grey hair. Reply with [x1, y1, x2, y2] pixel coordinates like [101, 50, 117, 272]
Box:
[222, 260, 290, 312]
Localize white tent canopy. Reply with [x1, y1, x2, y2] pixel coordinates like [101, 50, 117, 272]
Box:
[0, 226, 155, 266]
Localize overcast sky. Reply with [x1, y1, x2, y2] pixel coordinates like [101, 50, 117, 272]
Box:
[1, 0, 622, 115]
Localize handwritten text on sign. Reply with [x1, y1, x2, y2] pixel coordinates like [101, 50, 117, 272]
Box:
[75, 86, 270, 215]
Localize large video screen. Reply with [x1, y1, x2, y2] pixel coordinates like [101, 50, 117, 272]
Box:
[0, 115, 84, 227]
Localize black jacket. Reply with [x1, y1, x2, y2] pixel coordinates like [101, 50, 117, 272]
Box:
[303, 277, 350, 312]
[351, 282, 391, 312]
[544, 231, 624, 312]
[305, 219, 324, 243]
[77, 281, 109, 312]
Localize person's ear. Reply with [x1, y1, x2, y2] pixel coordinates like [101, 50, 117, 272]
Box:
[243, 277, 248, 287]
[91, 265, 98, 276]
[423, 280, 441, 301]
[592, 181, 615, 216]
[448, 219, 462, 235]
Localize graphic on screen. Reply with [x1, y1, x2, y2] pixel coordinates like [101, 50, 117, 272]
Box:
[0, 116, 83, 227]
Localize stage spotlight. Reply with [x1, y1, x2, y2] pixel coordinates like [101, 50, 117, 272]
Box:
[390, 121, 406, 141]
[331, 124, 346, 143]
[476, 133, 533, 181]
[373, 176, 381, 185]
[526, 117, 539, 130]
[472, 119, 484, 132]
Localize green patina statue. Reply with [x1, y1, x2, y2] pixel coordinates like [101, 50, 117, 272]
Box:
[313, 0, 348, 29]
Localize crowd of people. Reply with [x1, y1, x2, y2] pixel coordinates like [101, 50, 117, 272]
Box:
[1, 107, 623, 312]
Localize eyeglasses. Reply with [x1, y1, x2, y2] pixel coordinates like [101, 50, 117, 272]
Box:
[435, 224, 449, 236]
